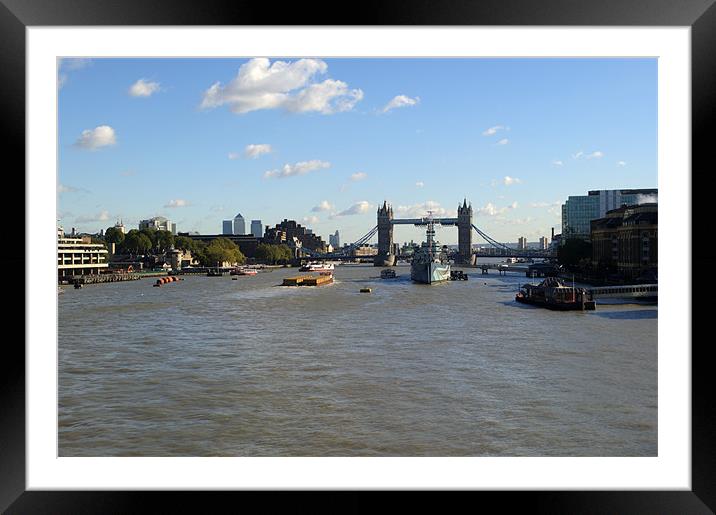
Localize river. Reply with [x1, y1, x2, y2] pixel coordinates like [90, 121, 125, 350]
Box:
[58, 263, 657, 456]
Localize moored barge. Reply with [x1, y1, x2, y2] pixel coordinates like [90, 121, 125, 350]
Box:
[516, 277, 596, 311]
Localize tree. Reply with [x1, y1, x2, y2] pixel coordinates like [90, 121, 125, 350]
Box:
[174, 236, 196, 252]
[557, 239, 592, 268]
[124, 231, 153, 255]
[156, 230, 175, 252]
[256, 243, 293, 264]
[140, 227, 158, 250]
[105, 227, 125, 247]
[200, 237, 245, 266]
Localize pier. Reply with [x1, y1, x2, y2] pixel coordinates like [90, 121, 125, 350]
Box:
[66, 273, 142, 285]
[588, 284, 657, 299]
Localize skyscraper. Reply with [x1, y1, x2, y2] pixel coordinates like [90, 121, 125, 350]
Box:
[233, 213, 246, 235]
[329, 230, 340, 249]
[222, 220, 234, 235]
[251, 220, 263, 238]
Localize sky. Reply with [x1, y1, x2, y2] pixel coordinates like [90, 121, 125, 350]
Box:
[57, 57, 657, 245]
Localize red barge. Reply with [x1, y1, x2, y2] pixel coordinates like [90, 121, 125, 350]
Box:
[515, 277, 596, 311]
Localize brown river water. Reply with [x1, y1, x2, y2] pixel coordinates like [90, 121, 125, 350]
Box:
[58, 263, 657, 456]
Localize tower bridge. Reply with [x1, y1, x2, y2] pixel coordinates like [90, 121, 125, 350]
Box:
[298, 199, 556, 263]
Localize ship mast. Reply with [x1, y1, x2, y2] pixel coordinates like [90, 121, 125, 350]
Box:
[425, 211, 435, 257]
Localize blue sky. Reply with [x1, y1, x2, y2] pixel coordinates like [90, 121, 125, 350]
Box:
[58, 57, 657, 245]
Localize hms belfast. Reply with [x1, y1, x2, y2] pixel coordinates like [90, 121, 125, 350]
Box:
[410, 215, 451, 284]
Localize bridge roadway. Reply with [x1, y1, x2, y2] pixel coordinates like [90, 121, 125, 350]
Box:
[391, 217, 458, 225]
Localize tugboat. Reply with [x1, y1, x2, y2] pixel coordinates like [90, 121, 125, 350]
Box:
[515, 277, 596, 311]
[410, 215, 451, 284]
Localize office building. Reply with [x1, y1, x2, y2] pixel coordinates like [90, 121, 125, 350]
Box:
[562, 189, 657, 241]
[517, 236, 527, 250]
[233, 213, 246, 235]
[139, 216, 173, 233]
[222, 220, 233, 235]
[539, 236, 549, 250]
[251, 220, 263, 238]
[329, 230, 340, 249]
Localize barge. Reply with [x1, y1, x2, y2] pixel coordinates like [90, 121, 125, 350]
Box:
[515, 277, 596, 311]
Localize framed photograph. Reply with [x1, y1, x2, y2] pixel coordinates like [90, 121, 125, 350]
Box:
[4, 0, 712, 511]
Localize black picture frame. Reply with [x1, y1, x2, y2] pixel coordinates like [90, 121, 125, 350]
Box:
[2, 0, 712, 512]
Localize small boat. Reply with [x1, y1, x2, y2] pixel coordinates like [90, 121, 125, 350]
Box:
[299, 262, 335, 272]
[360, 287, 372, 293]
[380, 269, 396, 279]
[230, 267, 258, 276]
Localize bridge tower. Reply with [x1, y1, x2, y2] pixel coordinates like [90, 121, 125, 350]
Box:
[457, 198, 476, 265]
[375, 201, 395, 266]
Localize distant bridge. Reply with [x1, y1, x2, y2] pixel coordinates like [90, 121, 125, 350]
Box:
[297, 199, 556, 264]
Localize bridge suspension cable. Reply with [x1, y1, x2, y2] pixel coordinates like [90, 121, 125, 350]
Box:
[471, 224, 554, 257]
[299, 225, 378, 258]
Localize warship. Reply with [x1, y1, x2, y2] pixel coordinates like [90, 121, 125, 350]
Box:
[410, 216, 451, 284]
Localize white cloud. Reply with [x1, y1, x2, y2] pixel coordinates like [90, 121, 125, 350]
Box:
[57, 59, 92, 90]
[496, 138, 509, 145]
[244, 144, 272, 159]
[129, 79, 161, 97]
[60, 58, 92, 71]
[303, 216, 320, 224]
[350, 172, 367, 181]
[200, 58, 363, 115]
[503, 176, 522, 186]
[264, 160, 330, 179]
[617, 160, 627, 167]
[311, 200, 334, 212]
[74, 125, 117, 150]
[75, 210, 110, 223]
[58, 183, 78, 194]
[572, 150, 603, 160]
[228, 152, 240, 160]
[415, 181, 425, 188]
[530, 201, 561, 208]
[381, 95, 420, 113]
[476, 202, 518, 217]
[552, 160, 564, 166]
[164, 199, 189, 208]
[482, 125, 505, 136]
[395, 201, 456, 219]
[334, 201, 374, 216]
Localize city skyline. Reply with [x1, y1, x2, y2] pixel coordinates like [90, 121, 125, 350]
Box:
[58, 57, 657, 244]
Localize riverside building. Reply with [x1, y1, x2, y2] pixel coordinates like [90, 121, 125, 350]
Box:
[590, 203, 658, 281]
[561, 188, 657, 242]
[57, 227, 109, 279]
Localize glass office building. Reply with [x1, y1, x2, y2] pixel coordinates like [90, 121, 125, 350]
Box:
[561, 189, 657, 241]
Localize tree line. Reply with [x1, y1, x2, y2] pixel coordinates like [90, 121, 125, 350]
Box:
[102, 226, 293, 266]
